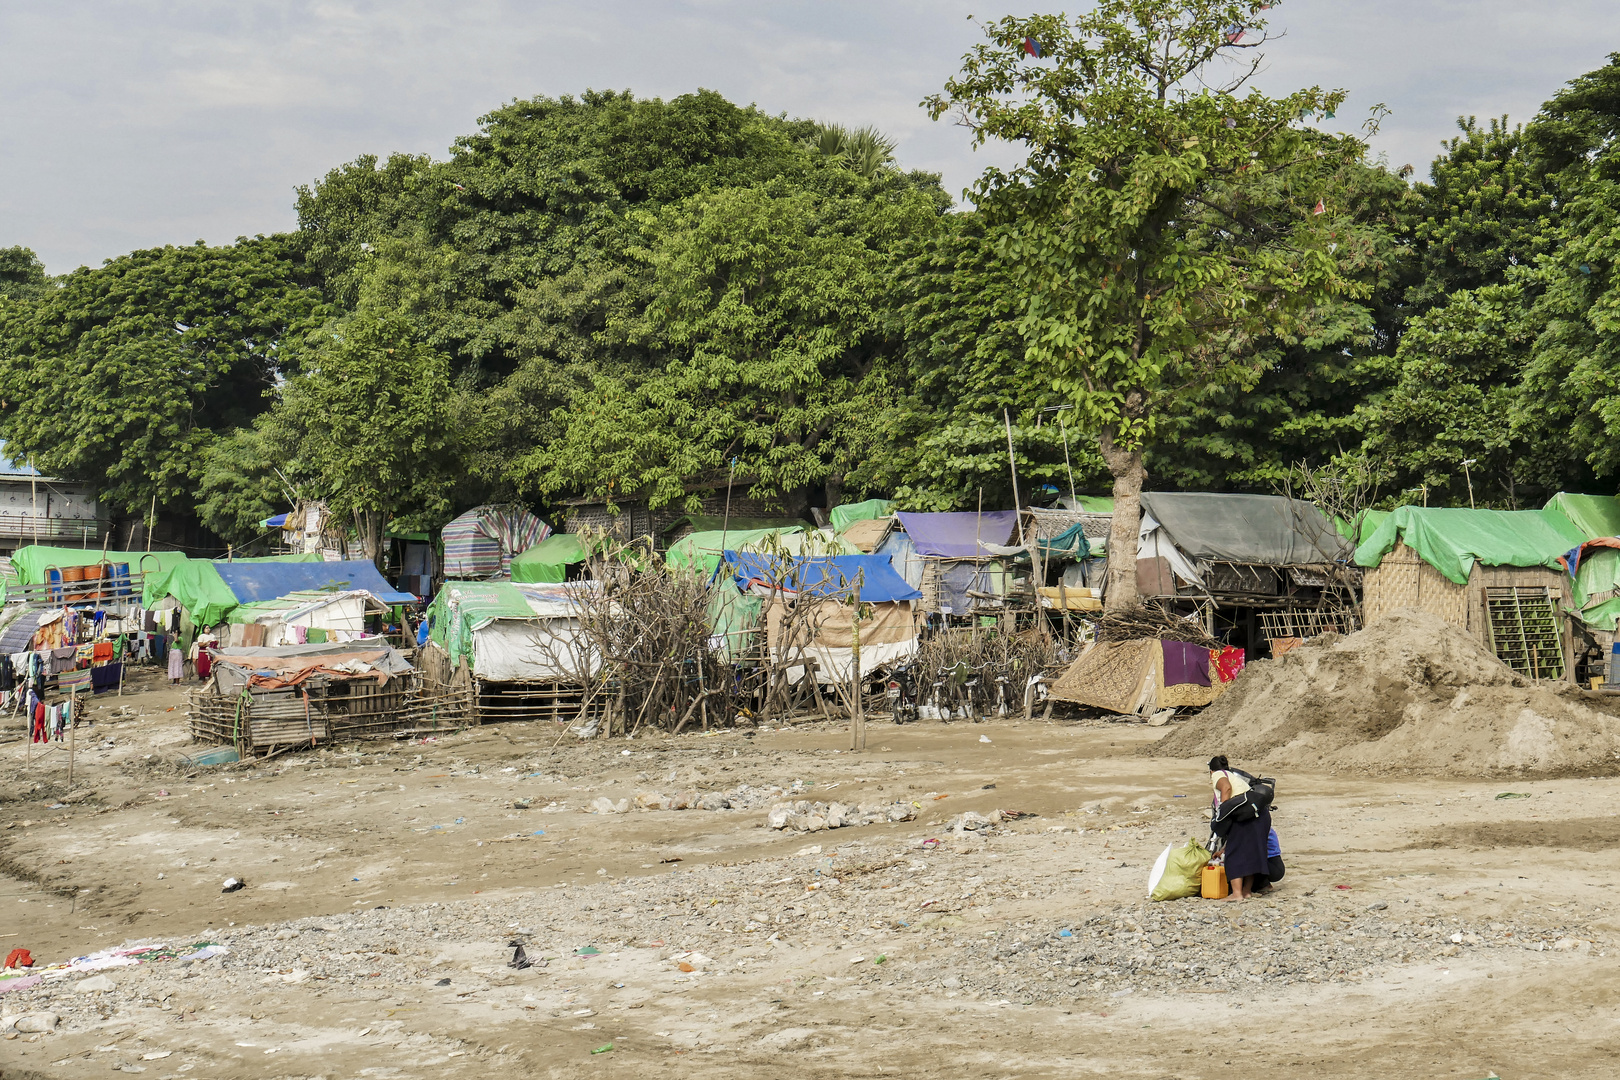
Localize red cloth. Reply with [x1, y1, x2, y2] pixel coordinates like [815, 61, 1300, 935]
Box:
[195, 650, 212, 680]
[1213, 646, 1246, 683]
[91, 642, 114, 663]
[32, 701, 45, 743]
[3, 948, 33, 969]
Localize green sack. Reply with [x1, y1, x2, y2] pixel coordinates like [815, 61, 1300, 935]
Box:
[1148, 837, 1211, 902]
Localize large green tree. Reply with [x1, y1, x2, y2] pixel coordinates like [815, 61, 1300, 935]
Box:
[857, 211, 1110, 509]
[928, 0, 1365, 607]
[265, 311, 460, 563]
[527, 171, 947, 513]
[0, 238, 325, 514]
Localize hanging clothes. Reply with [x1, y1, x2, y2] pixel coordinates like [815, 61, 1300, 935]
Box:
[31, 699, 46, 743]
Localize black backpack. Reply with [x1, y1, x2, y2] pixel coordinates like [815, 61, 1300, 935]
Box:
[1210, 768, 1277, 838]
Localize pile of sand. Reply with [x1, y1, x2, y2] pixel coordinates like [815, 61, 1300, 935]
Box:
[1147, 608, 1620, 776]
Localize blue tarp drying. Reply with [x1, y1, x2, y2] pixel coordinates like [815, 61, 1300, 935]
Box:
[723, 553, 922, 604]
[214, 560, 419, 605]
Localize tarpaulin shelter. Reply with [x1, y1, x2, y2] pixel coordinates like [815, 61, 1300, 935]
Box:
[665, 527, 857, 577]
[441, 505, 549, 579]
[722, 552, 922, 684]
[892, 511, 1019, 616]
[420, 580, 602, 724]
[1138, 492, 1350, 585]
[829, 499, 894, 533]
[1134, 492, 1361, 657]
[190, 641, 420, 756]
[144, 559, 416, 631]
[894, 511, 1018, 558]
[1541, 493, 1620, 542]
[1356, 506, 1581, 680]
[215, 560, 417, 605]
[224, 590, 392, 648]
[510, 533, 591, 584]
[9, 545, 190, 585]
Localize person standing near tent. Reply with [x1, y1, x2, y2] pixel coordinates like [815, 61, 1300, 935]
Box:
[1209, 755, 1271, 901]
[189, 632, 217, 683]
[167, 632, 184, 684]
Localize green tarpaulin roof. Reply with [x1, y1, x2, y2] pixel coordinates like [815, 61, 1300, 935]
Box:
[10, 545, 189, 585]
[663, 527, 858, 576]
[1070, 495, 1115, 513]
[511, 533, 590, 584]
[142, 562, 239, 626]
[426, 580, 564, 670]
[1542, 492, 1620, 540]
[1354, 506, 1587, 584]
[829, 499, 894, 533]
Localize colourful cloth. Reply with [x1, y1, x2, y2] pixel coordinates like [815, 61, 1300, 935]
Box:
[1161, 640, 1212, 687]
[1213, 646, 1245, 683]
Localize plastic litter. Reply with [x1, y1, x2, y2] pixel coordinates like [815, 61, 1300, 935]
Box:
[575, 946, 601, 956]
[507, 943, 534, 970]
[1495, 792, 1531, 800]
[221, 878, 246, 894]
[592, 1044, 614, 1054]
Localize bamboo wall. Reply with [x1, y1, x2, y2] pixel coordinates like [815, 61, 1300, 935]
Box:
[1362, 541, 1573, 680]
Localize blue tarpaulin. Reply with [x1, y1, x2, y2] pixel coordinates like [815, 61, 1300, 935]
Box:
[214, 560, 418, 605]
[722, 552, 922, 603]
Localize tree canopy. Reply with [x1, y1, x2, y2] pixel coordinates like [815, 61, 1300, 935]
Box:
[7, 43, 1620, 555]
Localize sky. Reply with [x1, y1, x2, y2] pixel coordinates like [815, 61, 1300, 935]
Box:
[2, 1, 1614, 274]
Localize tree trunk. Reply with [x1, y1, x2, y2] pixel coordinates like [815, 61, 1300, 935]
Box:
[353, 509, 385, 569]
[1099, 427, 1146, 612]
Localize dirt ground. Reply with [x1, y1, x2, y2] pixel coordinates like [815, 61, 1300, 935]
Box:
[2, 667, 1619, 1078]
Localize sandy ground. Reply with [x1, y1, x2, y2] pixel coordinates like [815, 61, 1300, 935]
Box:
[1, 668, 1619, 1078]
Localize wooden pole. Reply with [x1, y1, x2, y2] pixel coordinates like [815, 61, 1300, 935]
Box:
[849, 579, 864, 752]
[67, 692, 76, 788]
[147, 493, 156, 552]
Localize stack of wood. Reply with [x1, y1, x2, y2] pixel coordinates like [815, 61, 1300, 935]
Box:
[1093, 603, 1221, 648]
[570, 537, 741, 735]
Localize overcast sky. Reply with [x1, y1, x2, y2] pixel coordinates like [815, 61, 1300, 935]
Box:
[2, 1, 1613, 274]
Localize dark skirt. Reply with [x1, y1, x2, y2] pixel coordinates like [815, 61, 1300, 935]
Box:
[1223, 808, 1272, 881]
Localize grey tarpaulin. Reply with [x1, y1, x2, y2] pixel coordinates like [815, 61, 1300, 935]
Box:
[1138, 492, 1352, 566]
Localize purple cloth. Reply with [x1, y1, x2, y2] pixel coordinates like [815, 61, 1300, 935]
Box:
[894, 511, 1019, 558]
[1161, 640, 1211, 686]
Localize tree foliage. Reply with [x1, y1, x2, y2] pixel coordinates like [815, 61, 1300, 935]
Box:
[0, 238, 325, 514]
[928, 0, 1368, 605]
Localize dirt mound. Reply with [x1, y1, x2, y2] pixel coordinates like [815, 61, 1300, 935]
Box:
[1146, 608, 1620, 776]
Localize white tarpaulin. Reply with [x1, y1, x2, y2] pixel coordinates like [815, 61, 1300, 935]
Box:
[471, 618, 599, 682]
[786, 639, 919, 685]
[1138, 510, 1205, 588]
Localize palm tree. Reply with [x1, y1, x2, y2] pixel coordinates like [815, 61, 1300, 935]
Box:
[800, 123, 898, 178]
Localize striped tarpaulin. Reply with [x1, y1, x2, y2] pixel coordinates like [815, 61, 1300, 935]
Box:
[441, 506, 550, 579]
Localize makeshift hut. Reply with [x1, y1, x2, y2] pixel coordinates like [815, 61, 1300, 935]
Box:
[511, 533, 592, 583]
[892, 511, 1020, 616]
[723, 551, 923, 685]
[224, 590, 395, 648]
[1135, 492, 1357, 653]
[1355, 506, 1582, 681]
[441, 505, 549, 579]
[419, 581, 602, 724]
[189, 641, 423, 755]
[143, 559, 418, 648]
